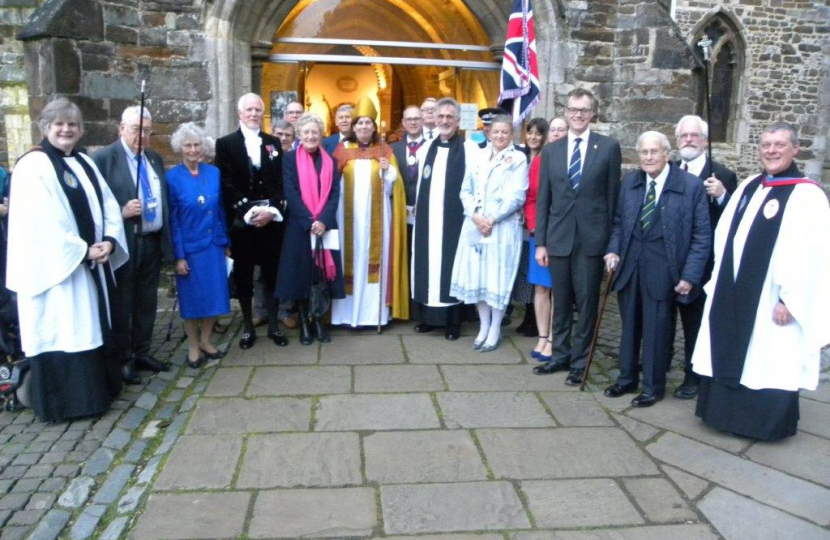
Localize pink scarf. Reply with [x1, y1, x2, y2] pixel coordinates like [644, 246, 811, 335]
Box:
[297, 145, 337, 280]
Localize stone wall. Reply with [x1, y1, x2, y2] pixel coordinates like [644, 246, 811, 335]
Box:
[674, 0, 830, 183]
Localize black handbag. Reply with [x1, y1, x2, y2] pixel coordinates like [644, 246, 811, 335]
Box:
[309, 235, 331, 318]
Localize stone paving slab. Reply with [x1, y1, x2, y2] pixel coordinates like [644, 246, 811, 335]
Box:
[745, 431, 830, 487]
[521, 479, 644, 528]
[437, 392, 555, 428]
[611, 412, 662, 442]
[648, 432, 830, 525]
[354, 365, 445, 393]
[381, 481, 531, 534]
[403, 335, 523, 364]
[154, 435, 242, 490]
[441, 366, 577, 391]
[236, 432, 361, 488]
[246, 366, 352, 396]
[321, 334, 406, 364]
[365, 431, 488, 483]
[385, 535, 503, 540]
[540, 392, 614, 427]
[315, 394, 440, 431]
[509, 524, 720, 540]
[661, 464, 709, 500]
[799, 398, 830, 439]
[248, 487, 377, 538]
[625, 398, 752, 453]
[185, 397, 311, 434]
[131, 491, 250, 540]
[699, 487, 830, 540]
[478, 428, 659, 479]
[204, 367, 252, 396]
[802, 381, 830, 404]
[621, 477, 696, 523]
[221, 340, 319, 366]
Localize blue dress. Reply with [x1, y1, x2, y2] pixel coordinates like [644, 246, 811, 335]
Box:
[166, 163, 231, 319]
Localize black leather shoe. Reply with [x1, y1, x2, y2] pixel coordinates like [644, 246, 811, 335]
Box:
[533, 360, 570, 375]
[270, 331, 289, 347]
[186, 355, 205, 369]
[565, 368, 584, 386]
[200, 348, 225, 360]
[631, 392, 663, 408]
[299, 319, 313, 346]
[121, 364, 141, 385]
[673, 374, 699, 399]
[135, 356, 172, 372]
[414, 323, 437, 333]
[239, 331, 256, 349]
[445, 325, 460, 341]
[603, 383, 638, 398]
[313, 318, 331, 343]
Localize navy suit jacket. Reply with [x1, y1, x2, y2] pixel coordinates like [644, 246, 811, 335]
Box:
[322, 134, 343, 156]
[607, 164, 711, 300]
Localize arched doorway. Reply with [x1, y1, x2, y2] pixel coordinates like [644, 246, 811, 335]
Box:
[261, 0, 500, 138]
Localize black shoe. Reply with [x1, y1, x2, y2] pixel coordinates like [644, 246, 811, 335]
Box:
[299, 318, 313, 346]
[121, 364, 141, 385]
[200, 348, 225, 360]
[186, 355, 205, 369]
[533, 360, 570, 375]
[270, 331, 289, 347]
[603, 382, 638, 398]
[565, 368, 584, 386]
[414, 323, 437, 333]
[135, 356, 172, 372]
[239, 331, 256, 349]
[445, 325, 460, 341]
[631, 392, 664, 408]
[313, 318, 331, 343]
[673, 374, 699, 399]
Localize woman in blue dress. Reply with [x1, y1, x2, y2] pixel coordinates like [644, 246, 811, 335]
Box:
[167, 123, 231, 368]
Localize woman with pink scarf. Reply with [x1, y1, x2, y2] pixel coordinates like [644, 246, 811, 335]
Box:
[275, 113, 345, 344]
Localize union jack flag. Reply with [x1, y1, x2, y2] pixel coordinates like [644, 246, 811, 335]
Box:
[498, 0, 540, 125]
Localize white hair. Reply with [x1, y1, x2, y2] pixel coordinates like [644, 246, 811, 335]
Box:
[121, 105, 152, 123]
[237, 93, 264, 112]
[170, 122, 207, 154]
[636, 131, 671, 152]
[674, 115, 709, 139]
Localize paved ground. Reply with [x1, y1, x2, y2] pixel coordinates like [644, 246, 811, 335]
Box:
[1, 281, 830, 540]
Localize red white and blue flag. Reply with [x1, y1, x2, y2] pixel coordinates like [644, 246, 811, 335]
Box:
[498, 0, 540, 125]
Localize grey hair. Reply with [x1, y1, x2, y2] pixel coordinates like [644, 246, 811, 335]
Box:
[170, 122, 208, 154]
[121, 105, 152, 123]
[296, 112, 325, 135]
[675, 115, 709, 139]
[271, 118, 293, 132]
[38, 98, 83, 138]
[237, 93, 264, 112]
[203, 136, 216, 161]
[636, 131, 672, 152]
[436, 97, 460, 116]
[336, 103, 354, 115]
[490, 114, 514, 132]
[763, 122, 799, 145]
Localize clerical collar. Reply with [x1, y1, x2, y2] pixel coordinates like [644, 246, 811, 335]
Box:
[239, 123, 260, 140]
[765, 162, 801, 179]
[358, 141, 371, 149]
[436, 134, 457, 148]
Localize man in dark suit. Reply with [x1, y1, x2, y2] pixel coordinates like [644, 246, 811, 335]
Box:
[92, 106, 174, 384]
[603, 131, 711, 407]
[672, 115, 738, 399]
[533, 88, 622, 386]
[215, 93, 287, 349]
[322, 103, 353, 155]
[391, 105, 424, 221]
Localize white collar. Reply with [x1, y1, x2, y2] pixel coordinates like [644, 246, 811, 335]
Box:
[681, 151, 707, 169]
[239, 122, 261, 140]
[120, 137, 142, 160]
[568, 129, 590, 144]
[647, 163, 670, 185]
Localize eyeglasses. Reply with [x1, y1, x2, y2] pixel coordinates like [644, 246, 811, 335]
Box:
[549, 127, 568, 133]
[403, 117, 422, 123]
[126, 126, 152, 135]
[678, 132, 703, 140]
[566, 107, 593, 116]
[638, 149, 666, 158]
[421, 107, 436, 113]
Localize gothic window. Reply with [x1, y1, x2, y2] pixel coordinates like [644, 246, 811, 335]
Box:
[693, 14, 744, 143]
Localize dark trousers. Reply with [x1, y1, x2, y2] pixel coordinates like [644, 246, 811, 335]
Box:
[548, 243, 604, 369]
[616, 267, 674, 396]
[234, 258, 277, 300]
[675, 291, 705, 379]
[112, 232, 162, 361]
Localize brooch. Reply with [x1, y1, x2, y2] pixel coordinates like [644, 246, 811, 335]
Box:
[423, 164, 432, 179]
[266, 144, 278, 158]
[763, 199, 779, 219]
[63, 171, 78, 189]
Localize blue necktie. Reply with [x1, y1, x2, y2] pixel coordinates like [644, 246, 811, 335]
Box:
[569, 137, 582, 191]
[136, 155, 156, 223]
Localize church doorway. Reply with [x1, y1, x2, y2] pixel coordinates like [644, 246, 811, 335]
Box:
[260, 0, 500, 140]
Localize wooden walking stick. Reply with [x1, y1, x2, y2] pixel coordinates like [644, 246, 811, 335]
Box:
[580, 268, 615, 391]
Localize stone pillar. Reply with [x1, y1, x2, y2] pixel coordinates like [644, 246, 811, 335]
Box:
[251, 40, 272, 100]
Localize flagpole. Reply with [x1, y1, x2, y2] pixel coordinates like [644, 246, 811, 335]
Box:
[697, 37, 714, 203]
[135, 80, 147, 235]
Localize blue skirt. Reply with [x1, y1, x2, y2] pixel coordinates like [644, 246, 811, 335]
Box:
[177, 245, 231, 319]
[527, 235, 552, 288]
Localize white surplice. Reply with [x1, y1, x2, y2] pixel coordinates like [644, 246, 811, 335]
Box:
[331, 158, 397, 326]
[6, 151, 128, 356]
[692, 177, 830, 391]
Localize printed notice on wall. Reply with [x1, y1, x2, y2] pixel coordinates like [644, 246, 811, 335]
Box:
[459, 103, 478, 131]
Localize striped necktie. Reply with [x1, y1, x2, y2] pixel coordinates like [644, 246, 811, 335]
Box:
[641, 180, 657, 232]
[569, 137, 582, 191]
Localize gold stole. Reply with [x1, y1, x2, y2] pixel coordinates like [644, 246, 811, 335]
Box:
[341, 151, 382, 294]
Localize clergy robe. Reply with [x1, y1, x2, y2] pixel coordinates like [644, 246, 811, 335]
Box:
[692, 166, 830, 440]
[411, 135, 480, 314]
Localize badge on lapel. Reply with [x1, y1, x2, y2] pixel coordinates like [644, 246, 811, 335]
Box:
[423, 164, 432, 180]
[63, 171, 78, 189]
[266, 144, 279, 159]
[763, 199, 779, 219]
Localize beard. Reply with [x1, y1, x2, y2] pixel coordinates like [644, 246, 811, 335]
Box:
[678, 146, 704, 162]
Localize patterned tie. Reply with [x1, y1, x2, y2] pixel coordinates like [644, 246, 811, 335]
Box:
[136, 155, 156, 223]
[641, 180, 657, 232]
[407, 141, 420, 178]
[569, 137, 582, 190]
